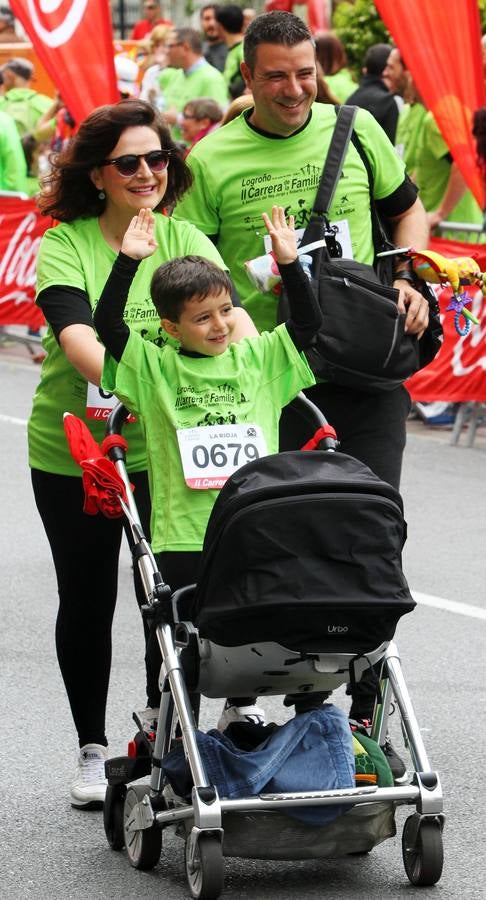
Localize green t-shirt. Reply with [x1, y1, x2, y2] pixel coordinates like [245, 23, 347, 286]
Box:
[414, 111, 483, 235]
[394, 102, 426, 177]
[223, 41, 244, 90]
[174, 104, 406, 333]
[0, 87, 52, 137]
[160, 62, 228, 138]
[28, 215, 226, 476]
[0, 109, 26, 192]
[326, 69, 357, 103]
[101, 325, 315, 552]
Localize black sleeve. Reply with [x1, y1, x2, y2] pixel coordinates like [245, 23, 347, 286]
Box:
[92, 252, 140, 362]
[36, 285, 94, 343]
[279, 259, 323, 351]
[376, 175, 419, 218]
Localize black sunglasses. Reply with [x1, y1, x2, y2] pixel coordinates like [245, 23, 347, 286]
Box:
[99, 150, 171, 177]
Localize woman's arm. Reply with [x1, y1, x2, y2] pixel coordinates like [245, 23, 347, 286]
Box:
[231, 306, 259, 340]
[59, 324, 106, 385]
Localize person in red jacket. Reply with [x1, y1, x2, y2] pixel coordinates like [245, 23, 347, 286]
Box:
[131, 2, 171, 41]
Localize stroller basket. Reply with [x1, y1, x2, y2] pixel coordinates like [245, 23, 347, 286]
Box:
[192, 449, 415, 653]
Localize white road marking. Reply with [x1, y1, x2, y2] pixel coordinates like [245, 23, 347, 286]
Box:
[1, 407, 486, 623]
[413, 591, 486, 621]
[0, 413, 27, 426]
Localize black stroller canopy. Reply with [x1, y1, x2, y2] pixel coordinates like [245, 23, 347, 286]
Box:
[192, 450, 415, 653]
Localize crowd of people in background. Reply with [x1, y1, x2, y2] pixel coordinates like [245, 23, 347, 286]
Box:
[2, 1, 485, 428]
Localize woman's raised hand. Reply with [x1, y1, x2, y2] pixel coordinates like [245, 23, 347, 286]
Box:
[121, 208, 157, 260]
[262, 205, 297, 265]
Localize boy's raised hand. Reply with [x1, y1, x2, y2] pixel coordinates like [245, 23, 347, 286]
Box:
[121, 208, 157, 260]
[262, 205, 297, 265]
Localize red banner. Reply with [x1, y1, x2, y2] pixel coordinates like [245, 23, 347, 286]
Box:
[264, 1, 329, 33]
[9, 0, 119, 125]
[407, 238, 486, 402]
[375, 0, 486, 208]
[0, 196, 51, 328]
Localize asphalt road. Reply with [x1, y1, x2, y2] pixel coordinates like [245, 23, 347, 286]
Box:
[1, 341, 485, 899]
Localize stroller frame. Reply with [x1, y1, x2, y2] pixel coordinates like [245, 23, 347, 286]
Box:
[102, 398, 444, 899]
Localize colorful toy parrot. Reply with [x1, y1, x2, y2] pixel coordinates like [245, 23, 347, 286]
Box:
[407, 248, 482, 334]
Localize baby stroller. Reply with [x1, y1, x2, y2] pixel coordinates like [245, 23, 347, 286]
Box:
[89, 396, 444, 899]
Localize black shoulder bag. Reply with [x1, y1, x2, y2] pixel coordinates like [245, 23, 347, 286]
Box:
[278, 105, 443, 392]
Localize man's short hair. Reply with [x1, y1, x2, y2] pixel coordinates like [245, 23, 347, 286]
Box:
[364, 43, 393, 77]
[174, 27, 202, 55]
[201, 3, 220, 15]
[150, 256, 232, 321]
[2, 57, 34, 80]
[243, 10, 312, 72]
[215, 4, 244, 34]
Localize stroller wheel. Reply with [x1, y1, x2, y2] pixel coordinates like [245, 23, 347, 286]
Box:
[103, 783, 126, 850]
[185, 832, 224, 900]
[402, 814, 444, 886]
[123, 784, 162, 870]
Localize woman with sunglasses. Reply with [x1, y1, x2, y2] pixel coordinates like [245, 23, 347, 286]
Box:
[28, 99, 256, 809]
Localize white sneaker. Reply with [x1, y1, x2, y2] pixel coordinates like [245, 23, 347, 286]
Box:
[135, 706, 159, 736]
[70, 743, 108, 809]
[217, 702, 266, 732]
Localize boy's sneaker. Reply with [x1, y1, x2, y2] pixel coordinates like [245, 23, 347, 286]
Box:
[70, 743, 108, 809]
[381, 736, 408, 784]
[217, 701, 266, 732]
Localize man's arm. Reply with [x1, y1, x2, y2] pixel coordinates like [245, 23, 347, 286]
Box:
[387, 195, 431, 337]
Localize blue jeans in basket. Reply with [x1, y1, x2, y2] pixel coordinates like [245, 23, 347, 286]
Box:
[162, 704, 355, 826]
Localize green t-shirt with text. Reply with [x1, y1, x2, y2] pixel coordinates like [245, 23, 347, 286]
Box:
[174, 104, 406, 333]
[101, 325, 315, 552]
[28, 215, 226, 476]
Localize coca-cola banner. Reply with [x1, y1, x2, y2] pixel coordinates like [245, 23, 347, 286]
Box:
[9, 0, 119, 125]
[407, 238, 486, 403]
[0, 197, 51, 329]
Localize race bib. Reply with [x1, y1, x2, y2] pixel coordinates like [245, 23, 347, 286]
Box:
[86, 382, 135, 422]
[177, 423, 267, 489]
[263, 221, 353, 259]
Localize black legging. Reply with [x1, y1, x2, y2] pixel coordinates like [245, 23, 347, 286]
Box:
[31, 468, 153, 747]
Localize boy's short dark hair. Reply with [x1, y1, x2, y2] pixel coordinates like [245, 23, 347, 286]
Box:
[151, 256, 232, 321]
[243, 11, 312, 73]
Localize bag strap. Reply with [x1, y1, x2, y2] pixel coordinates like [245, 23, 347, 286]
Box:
[311, 104, 358, 216]
[349, 125, 393, 255]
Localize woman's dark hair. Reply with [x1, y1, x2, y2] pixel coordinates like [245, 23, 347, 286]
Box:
[37, 99, 193, 221]
[151, 256, 232, 321]
[315, 33, 347, 76]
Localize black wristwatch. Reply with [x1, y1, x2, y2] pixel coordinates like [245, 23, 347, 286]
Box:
[393, 268, 416, 286]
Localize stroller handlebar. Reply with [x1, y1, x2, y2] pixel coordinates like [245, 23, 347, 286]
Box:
[106, 402, 131, 437]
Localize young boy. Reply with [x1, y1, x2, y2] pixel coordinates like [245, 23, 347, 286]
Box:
[93, 205, 322, 729]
